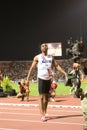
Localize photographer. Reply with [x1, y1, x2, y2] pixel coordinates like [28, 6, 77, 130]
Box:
[16, 79, 30, 101]
[69, 63, 84, 98]
[65, 38, 84, 97]
[49, 78, 58, 102]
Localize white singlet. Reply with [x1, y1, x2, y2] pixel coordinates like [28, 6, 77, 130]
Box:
[37, 54, 52, 80]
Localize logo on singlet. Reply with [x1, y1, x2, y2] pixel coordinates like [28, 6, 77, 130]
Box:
[42, 60, 51, 63]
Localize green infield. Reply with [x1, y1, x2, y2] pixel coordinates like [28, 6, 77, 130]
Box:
[12, 81, 87, 96]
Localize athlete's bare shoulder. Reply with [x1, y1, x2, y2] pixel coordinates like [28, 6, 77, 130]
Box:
[33, 54, 40, 63]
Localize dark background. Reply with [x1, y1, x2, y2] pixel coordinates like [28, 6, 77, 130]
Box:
[0, 0, 87, 61]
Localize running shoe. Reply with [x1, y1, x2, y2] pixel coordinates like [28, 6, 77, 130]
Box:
[49, 97, 55, 102]
[45, 114, 52, 119]
[41, 116, 47, 122]
[27, 98, 29, 102]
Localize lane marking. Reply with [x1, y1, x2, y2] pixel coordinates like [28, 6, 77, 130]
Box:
[0, 108, 82, 113]
[0, 107, 82, 113]
[0, 103, 81, 109]
[0, 118, 84, 126]
[0, 128, 19, 130]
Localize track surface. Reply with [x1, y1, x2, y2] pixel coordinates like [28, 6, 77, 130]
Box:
[0, 95, 85, 130]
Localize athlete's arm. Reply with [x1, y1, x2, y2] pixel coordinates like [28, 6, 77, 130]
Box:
[52, 57, 67, 76]
[27, 55, 38, 82]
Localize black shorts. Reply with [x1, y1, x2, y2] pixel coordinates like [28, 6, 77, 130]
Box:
[38, 78, 51, 94]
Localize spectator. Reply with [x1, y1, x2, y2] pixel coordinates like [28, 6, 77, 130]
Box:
[0, 70, 3, 86]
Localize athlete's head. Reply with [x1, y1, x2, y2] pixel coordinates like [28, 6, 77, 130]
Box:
[40, 43, 48, 53]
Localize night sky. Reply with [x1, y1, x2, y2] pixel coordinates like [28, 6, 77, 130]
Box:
[0, 0, 87, 61]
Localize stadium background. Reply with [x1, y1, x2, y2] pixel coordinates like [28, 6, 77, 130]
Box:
[0, 0, 87, 61]
[0, 59, 87, 82]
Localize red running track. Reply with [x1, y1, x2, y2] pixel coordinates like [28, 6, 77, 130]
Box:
[0, 95, 85, 130]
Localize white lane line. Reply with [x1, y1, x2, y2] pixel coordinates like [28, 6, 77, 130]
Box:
[0, 118, 84, 126]
[0, 103, 81, 109]
[0, 107, 82, 114]
[0, 128, 19, 130]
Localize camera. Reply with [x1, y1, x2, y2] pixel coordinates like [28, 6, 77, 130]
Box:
[18, 80, 25, 86]
[66, 37, 84, 63]
[18, 82, 21, 85]
[64, 73, 77, 86]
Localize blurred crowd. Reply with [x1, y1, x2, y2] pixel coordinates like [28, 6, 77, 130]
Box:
[0, 59, 87, 82]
